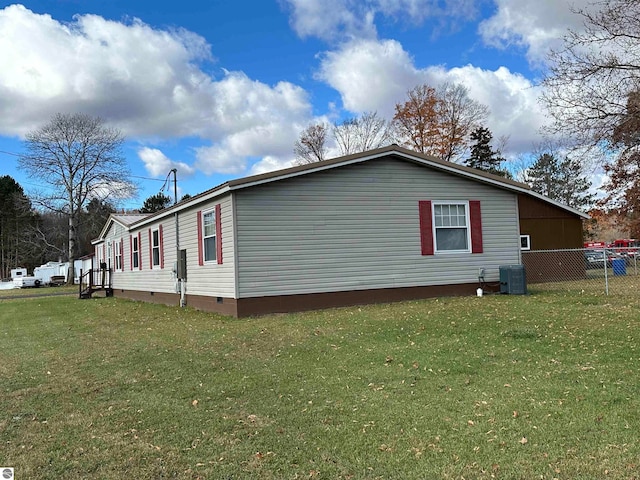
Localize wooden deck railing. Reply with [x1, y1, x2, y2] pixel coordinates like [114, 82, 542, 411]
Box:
[79, 267, 113, 299]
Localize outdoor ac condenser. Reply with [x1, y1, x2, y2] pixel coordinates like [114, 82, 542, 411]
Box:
[499, 265, 527, 295]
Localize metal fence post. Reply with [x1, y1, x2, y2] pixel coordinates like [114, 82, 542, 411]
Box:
[604, 247, 609, 295]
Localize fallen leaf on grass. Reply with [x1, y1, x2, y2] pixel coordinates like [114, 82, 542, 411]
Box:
[519, 437, 528, 445]
[192, 399, 198, 407]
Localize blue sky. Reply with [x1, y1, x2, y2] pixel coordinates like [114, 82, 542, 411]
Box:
[0, 0, 593, 209]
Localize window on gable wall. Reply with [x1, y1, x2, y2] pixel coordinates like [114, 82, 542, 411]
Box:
[419, 199, 483, 255]
[152, 229, 161, 267]
[433, 202, 470, 252]
[203, 210, 217, 262]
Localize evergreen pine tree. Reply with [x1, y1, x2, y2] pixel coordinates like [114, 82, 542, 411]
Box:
[465, 127, 508, 176]
[140, 193, 173, 213]
[526, 153, 595, 210]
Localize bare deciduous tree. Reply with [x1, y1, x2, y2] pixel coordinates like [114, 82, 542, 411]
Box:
[293, 123, 329, 165]
[541, 0, 640, 148]
[334, 111, 392, 155]
[438, 82, 489, 162]
[541, 0, 640, 232]
[19, 113, 135, 284]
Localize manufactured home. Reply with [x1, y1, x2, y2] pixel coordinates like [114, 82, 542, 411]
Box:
[92, 146, 588, 317]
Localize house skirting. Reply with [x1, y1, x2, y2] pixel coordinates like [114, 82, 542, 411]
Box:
[113, 282, 493, 318]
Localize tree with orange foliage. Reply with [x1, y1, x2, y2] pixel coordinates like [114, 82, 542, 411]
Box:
[393, 82, 488, 162]
[392, 84, 440, 156]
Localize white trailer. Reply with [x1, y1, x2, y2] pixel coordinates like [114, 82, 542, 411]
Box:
[10, 268, 28, 280]
[13, 276, 40, 288]
[13, 261, 69, 288]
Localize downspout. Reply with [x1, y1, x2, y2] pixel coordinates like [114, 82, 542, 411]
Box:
[171, 169, 186, 307]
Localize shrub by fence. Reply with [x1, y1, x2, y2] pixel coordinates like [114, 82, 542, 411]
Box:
[522, 248, 640, 295]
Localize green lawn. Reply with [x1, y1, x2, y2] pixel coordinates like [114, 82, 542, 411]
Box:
[1, 292, 639, 479]
[0, 284, 78, 298]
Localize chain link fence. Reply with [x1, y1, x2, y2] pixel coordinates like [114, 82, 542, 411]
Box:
[522, 248, 640, 296]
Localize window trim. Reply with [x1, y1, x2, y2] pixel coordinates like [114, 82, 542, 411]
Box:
[151, 227, 161, 268]
[114, 238, 123, 271]
[107, 242, 112, 269]
[202, 208, 217, 263]
[432, 201, 472, 254]
[132, 235, 139, 269]
[520, 234, 531, 251]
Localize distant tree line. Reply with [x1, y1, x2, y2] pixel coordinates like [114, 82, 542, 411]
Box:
[0, 174, 117, 279]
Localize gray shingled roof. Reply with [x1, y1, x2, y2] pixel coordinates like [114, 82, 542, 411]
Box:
[122, 145, 588, 231]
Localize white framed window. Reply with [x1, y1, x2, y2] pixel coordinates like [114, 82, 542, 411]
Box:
[107, 242, 113, 269]
[132, 235, 139, 269]
[114, 239, 123, 271]
[433, 202, 471, 253]
[520, 235, 531, 251]
[152, 228, 161, 267]
[202, 210, 217, 262]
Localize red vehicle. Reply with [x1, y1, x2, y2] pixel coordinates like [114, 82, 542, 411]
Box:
[584, 241, 606, 249]
[610, 239, 640, 257]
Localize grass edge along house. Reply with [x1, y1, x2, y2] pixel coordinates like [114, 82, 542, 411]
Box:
[91, 145, 588, 317]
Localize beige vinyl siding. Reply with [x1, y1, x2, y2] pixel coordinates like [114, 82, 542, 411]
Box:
[234, 158, 520, 297]
[108, 221, 177, 293]
[102, 196, 236, 298]
[101, 221, 127, 271]
[177, 195, 236, 298]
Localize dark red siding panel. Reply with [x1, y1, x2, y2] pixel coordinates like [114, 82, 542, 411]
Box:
[469, 200, 483, 254]
[159, 224, 164, 269]
[216, 204, 223, 265]
[197, 211, 204, 266]
[418, 201, 434, 255]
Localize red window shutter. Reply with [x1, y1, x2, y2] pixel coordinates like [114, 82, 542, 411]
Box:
[138, 232, 142, 270]
[197, 210, 204, 266]
[216, 204, 223, 264]
[129, 235, 133, 271]
[148, 228, 153, 268]
[418, 201, 434, 256]
[159, 224, 164, 269]
[120, 237, 124, 270]
[469, 200, 483, 254]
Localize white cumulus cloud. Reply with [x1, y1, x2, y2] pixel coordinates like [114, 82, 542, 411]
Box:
[0, 5, 315, 176]
[317, 39, 422, 117]
[282, 0, 479, 42]
[478, 0, 593, 65]
[318, 38, 545, 155]
[138, 147, 196, 177]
